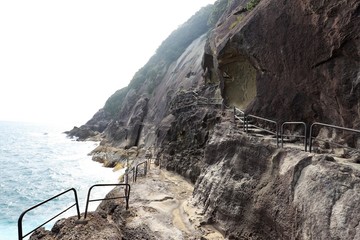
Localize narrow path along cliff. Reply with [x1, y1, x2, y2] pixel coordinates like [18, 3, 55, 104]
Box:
[123, 163, 224, 239]
[30, 162, 224, 240]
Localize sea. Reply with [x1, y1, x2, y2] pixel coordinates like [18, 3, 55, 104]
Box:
[0, 121, 121, 240]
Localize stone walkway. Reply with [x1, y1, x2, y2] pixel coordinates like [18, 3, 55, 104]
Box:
[125, 164, 224, 240]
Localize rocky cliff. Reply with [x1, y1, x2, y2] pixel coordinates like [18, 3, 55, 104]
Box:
[193, 122, 360, 239]
[210, 0, 359, 129]
[61, 0, 360, 239]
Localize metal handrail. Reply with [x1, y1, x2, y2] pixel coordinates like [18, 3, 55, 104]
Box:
[135, 161, 148, 182]
[232, 109, 360, 154]
[124, 166, 135, 184]
[309, 122, 360, 153]
[233, 107, 246, 131]
[83, 183, 130, 219]
[18, 188, 80, 240]
[246, 114, 279, 147]
[281, 122, 307, 151]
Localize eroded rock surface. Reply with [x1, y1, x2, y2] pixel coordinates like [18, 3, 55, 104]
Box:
[192, 122, 360, 239]
[208, 0, 360, 129]
[29, 213, 123, 240]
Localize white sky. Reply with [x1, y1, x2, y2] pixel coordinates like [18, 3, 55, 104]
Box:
[0, 0, 216, 126]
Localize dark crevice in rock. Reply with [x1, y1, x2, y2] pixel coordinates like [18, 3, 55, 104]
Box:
[151, 196, 174, 202]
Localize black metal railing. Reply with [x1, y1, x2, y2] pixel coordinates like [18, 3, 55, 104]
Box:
[246, 114, 279, 147]
[146, 157, 153, 170]
[281, 122, 307, 151]
[18, 188, 80, 240]
[83, 183, 130, 219]
[135, 161, 148, 182]
[124, 166, 135, 184]
[232, 108, 359, 154]
[309, 122, 360, 153]
[233, 107, 246, 131]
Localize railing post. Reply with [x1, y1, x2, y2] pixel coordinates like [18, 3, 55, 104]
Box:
[135, 166, 138, 182]
[73, 189, 81, 220]
[233, 106, 236, 125]
[276, 122, 279, 148]
[132, 167, 135, 182]
[18, 188, 80, 240]
[84, 184, 131, 220]
[18, 218, 23, 240]
[245, 115, 248, 133]
[125, 184, 130, 210]
[281, 123, 284, 148]
[304, 126, 308, 152]
[144, 161, 148, 176]
[309, 123, 314, 153]
[83, 185, 94, 219]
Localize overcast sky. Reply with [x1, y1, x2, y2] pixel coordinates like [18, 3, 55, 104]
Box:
[0, 0, 216, 126]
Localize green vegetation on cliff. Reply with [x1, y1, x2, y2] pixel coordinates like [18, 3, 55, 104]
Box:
[208, 0, 229, 27]
[246, 0, 261, 11]
[104, 2, 227, 117]
[104, 88, 128, 116]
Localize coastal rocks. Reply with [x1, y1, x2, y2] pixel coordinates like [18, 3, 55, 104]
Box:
[29, 187, 131, 240]
[192, 124, 360, 239]
[90, 145, 139, 168]
[84, 109, 112, 133]
[102, 96, 149, 149]
[65, 109, 111, 140]
[65, 125, 99, 141]
[29, 213, 123, 240]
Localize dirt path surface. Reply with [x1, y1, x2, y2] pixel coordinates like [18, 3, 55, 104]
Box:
[125, 163, 224, 240]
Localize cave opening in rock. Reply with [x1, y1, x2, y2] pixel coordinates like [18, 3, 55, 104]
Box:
[221, 56, 257, 110]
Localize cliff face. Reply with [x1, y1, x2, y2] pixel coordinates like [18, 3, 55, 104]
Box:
[193, 122, 360, 239]
[71, 0, 359, 148]
[208, 0, 360, 128]
[61, 0, 360, 239]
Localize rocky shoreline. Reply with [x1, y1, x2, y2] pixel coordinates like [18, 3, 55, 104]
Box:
[31, 114, 360, 239]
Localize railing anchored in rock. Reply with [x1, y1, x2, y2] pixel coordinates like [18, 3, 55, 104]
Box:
[18, 188, 81, 240]
[309, 122, 360, 153]
[233, 106, 360, 153]
[124, 159, 150, 184]
[18, 184, 130, 240]
[18, 159, 153, 240]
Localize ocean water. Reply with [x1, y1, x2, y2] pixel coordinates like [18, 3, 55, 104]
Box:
[0, 121, 121, 240]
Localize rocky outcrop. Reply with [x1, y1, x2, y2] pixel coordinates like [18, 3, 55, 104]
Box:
[29, 187, 153, 240]
[192, 122, 360, 239]
[103, 95, 149, 148]
[65, 125, 99, 141]
[29, 213, 124, 240]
